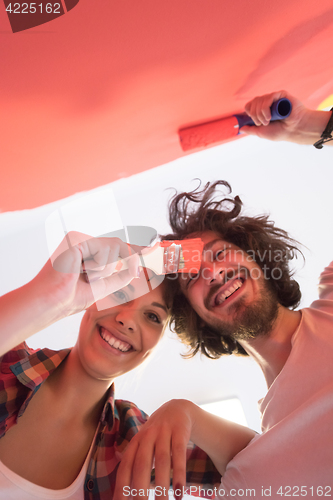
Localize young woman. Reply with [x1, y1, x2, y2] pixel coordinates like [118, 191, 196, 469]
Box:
[0, 233, 255, 499]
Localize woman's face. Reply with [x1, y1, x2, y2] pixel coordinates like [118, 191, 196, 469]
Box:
[76, 272, 169, 381]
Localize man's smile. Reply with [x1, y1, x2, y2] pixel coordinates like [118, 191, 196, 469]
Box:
[213, 277, 245, 307]
[202, 266, 249, 311]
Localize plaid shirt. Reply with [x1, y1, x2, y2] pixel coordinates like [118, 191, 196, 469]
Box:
[0, 343, 220, 499]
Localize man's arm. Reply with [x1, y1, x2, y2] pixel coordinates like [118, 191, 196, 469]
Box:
[242, 90, 332, 146]
[114, 399, 256, 500]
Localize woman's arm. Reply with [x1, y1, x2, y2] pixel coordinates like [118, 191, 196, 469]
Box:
[114, 399, 256, 500]
[0, 233, 140, 356]
[0, 276, 65, 357]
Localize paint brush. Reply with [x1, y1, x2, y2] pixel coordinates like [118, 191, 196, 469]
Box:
[115, 238, 204, 275]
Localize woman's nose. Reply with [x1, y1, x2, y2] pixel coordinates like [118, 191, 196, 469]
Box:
[115, 309, 137, 332]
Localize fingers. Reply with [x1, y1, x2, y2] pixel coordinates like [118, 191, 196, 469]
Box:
[82, 237, 121, 272]
[52, 245, 83, 274]
[117, 428, 172, 500]
[241, 121, 283, 140]
[83, 237, 142, 275]
[114, 430, 157, 500]
[51, 232, 144, 281]
[126, 253, 142, 279]
[170, 432, 187, 498]
[244, 90, 288, 126]
[87, 269, 138, 307]
[114, 402, 191, 500]
[153, 428, 172, 500]
[83, 253, 141, 282]
[81, 254, 142, 310]
[131, 431, 157, 500]
[245, 98, 270, 126]
[114, 439, 140, 500]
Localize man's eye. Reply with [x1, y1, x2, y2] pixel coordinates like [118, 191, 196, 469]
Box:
[215, 250, 226, 261]
[186, 273, 199, 288]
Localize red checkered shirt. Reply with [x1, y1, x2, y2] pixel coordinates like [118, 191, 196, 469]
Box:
[0, 343, 221, 499]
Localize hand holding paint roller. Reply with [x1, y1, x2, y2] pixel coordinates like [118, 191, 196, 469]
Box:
[242, 90, 332, 145]
[179, 96, 292, 151]
[237, 98, 291, 128]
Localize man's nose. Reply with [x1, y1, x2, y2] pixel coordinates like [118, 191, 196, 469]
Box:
[201, 263, 225, 285]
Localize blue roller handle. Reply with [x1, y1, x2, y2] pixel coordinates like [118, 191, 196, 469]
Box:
[235, 98, 292, 130]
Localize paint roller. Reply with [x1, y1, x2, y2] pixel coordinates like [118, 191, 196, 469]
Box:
[178, 98, 292, 151]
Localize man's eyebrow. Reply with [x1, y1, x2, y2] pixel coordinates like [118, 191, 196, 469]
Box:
[151, 302, 168, 313]
[127, 284, 135, 292]
[203, 239, 226, 252]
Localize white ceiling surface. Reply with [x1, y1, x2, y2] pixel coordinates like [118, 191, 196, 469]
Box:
[1, 135, 332, 432]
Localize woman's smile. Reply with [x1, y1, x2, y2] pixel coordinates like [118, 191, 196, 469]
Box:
[99, 325, 134, 353]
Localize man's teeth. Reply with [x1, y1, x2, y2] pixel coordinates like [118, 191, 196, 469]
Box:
[100, 327, 132, 352]
[215, 279, 243, 306]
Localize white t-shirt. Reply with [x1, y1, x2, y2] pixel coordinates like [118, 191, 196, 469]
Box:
[0, 427, 97, 499]
[218, 263, 333, 499]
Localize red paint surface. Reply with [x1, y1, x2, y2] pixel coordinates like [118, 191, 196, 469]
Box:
[1, 0, 333, 211]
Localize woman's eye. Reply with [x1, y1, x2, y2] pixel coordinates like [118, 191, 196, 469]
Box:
[112, 290, 128, 303]
[146, 312, 161, 324]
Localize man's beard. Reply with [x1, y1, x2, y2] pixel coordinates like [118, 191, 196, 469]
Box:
[207, 278, 279, 342]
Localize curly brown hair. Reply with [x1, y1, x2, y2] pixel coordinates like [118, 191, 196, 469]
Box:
[162, 180, 303, 359]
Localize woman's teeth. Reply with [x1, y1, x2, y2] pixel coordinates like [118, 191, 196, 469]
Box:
[99, 327, 132, 352]
[215, 279, 243, 306]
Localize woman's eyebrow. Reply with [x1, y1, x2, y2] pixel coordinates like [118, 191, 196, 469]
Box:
[151, 302, 168, 313]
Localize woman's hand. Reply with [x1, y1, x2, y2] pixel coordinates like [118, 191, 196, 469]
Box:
[0, 233, 141, 355]
[42, 231, 141, 316]
[242, 90, 330, 145]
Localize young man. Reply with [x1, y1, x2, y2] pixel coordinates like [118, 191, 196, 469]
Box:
[114, 91, 333, 499]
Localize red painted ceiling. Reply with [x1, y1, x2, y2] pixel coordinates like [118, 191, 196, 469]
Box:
[1, 0, 333, 211]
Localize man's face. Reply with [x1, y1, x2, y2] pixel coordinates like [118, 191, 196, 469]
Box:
[179, 231, 279, 342]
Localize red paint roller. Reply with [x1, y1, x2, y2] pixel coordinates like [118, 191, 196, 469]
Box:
[178, 98, 292, 151]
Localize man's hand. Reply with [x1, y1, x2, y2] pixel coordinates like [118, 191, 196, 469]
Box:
[242, 90, 331, 145]
[114, 399, 255, 500]
[114, 400, 193, 500]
